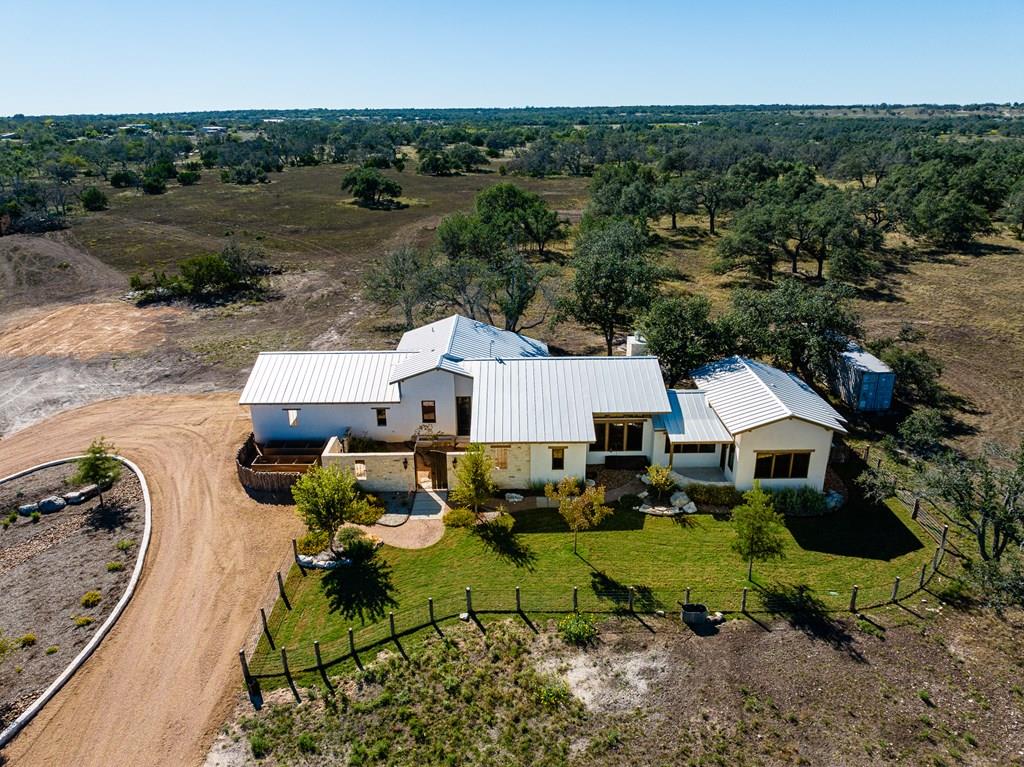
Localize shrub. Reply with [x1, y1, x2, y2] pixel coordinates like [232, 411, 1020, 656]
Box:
[30, 511, 41, 523]
[646, 464, 678, 501]
[46, 645, 59, 655]
[685, 483, 744, 508]
[296, 530, 330, 556]
[537, 682, 571, 709]
[770, 486, 828, 517]
[18, 633, 36, 648]
[249, 733, 271, 759]
[141, 175, 166, 195]
[444, 507, 477, 528]
[109, 169, 139, 188]
[116, 538, 134, 552]
[296, 732, 317, 754]
[491, 510, 515, 532]
[73, 615, 96, 628]
[557, 612, 597, 646]
[80, 186, 108, 211]
[80, 590, 102, 608]
[898, 408, 946, 455]
[335, 526, 370, 553]
[177, 170, 201, 186]
[106, 561, 126, 572]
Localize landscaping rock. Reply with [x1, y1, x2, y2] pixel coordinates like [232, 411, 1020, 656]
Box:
[638, 503, 653, 513]
[825, 490, 845, 510]
[39, 496, 66, 513]
[63, 490, 85, 505]
[297, 553, 349, 570]
[504, 492, 524, 503]
[670, 490, 691, 508]
[79, 484, 99, 499]
[639, 475, 651, 485]
[18, 502, 39, 516]
[683, 502, 698, 514]
[584, 478, 596, 488]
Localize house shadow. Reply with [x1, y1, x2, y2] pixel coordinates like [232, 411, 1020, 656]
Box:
[758, 582, 864, 662]
[320, 540, 397, 624]
[473, 520, 538, 571]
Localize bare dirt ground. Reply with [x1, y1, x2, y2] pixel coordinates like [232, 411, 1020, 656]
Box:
[0, 466, 145, 731]
[0, 394, 304, 767]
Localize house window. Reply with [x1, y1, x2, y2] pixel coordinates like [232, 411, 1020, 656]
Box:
[421, 400, 436, 423]
[591, 419, 644, 452]
[664, 436, 716, 454]
[753, 451, 811, 480]
[285, 408, 300, 427]
[551, 447, 565, 471]
[375, 408, 388, 427]
[492, 445, 510, 471]
[353, 460, 367, 480]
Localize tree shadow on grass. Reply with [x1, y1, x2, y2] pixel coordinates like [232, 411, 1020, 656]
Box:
[513, 506, 645, 533]
[589, 570, 661, 612]
[472, 520, 538, 571]
[85, 499, 133, 532]
[758, 582, 864, 662]
[320, 540, 397, 625]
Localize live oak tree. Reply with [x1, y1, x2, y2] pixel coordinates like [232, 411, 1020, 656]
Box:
[448, 444, 497, 517]
[731, 482, 786, 581]
[362, 245, 431, 329]
[655, 176, 694, 230]
[475, 182, 564, 255]
[686, 168, 734, 235]
[545, 477, 613, 553]
[637, 294, 722, 386]
[560, 219, 660, 355]
[72, 438, 122, 507]
[341, 166, 402, 207]
[291, 465, 374, 555]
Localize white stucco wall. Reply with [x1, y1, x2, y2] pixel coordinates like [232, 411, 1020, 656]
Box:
[249, 370, 464, 443]
[732, 418, 836, 492]
[529, 443, 588, 486]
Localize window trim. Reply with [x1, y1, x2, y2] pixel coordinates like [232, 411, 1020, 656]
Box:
[550, 446, 566, 471]
[590, 418, 645, 452]
[664, 436, 717, 454]
[421, 400, 436, 424]
[374, 407, 388, 427]
[752, 450, 812, 480]
[353, 459, 367, 480]
[284, 408, 300, 427]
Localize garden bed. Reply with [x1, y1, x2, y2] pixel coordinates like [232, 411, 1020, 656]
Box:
[0, 463, 145, 732]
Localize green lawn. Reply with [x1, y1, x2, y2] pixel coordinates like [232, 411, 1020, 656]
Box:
[250, 495, 935, 679]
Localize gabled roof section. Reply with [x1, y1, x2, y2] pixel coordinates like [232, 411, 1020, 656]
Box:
[397, 314, 548, 359]
[462, 356, 670, 443]
[239, 351, 409, 405]
[388, 351, 470, 384]
[653, 390, 732, 443]
[691, 356, 847, 434]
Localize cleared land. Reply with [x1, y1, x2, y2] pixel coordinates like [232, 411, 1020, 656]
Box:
[0, 394, 303, 767]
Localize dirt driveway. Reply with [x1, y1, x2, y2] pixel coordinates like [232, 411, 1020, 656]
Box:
[0, 393, 303, 767]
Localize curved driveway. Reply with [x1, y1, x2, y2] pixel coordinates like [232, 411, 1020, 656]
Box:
[0, 394, 303, 766]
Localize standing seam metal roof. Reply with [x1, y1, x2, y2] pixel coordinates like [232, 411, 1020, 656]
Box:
[238, 351, 410, 404]
[691, 356, 847, 434]
[396, 314, 549, 358]
[652, 390, 732, 443]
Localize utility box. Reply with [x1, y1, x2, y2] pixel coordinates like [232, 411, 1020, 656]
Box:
[834, 343, 895, 412]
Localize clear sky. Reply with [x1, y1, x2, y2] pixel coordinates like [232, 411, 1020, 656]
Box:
[6, 0, 1023, 115]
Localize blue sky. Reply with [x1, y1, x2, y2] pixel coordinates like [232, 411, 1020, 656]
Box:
[5, 1, 1023, 115]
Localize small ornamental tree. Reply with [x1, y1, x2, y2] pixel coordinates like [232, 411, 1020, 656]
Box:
[731, 482, 787, 581]
[448, 443, 497, 517]
[291, 464, 372, 555]
[72, 438, 121, 506]
[545, 477, 613, 553]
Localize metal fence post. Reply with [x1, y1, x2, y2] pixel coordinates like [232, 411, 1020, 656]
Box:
[849, 585, 859, 613]
[314, 640, 333, 693]
[292, 539, 306, 576]
[573, 586, 578, 612]
[465, 586, 473, 613]
[277, 571, 291, 610]
[891, 576, 901, 603]
[741, 587, 748, 613]
[260, 607, 275, 650]
[349, 627, 363, 671]
[428, 597, 435, 624]
[281, 648, 300, 703]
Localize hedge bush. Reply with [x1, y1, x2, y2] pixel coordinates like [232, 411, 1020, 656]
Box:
[770, 486, 829, 517]
[444, 507, 477, 528]
[685, 483, 745, 508]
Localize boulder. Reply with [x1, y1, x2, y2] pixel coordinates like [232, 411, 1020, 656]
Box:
[18, 503, 39, 516]
[39, 496, 66, 513]
[63, 490, 85, 505]
[79, 484, 99, 499]
[584, 478, 596, 488]
[638, 503, 653, 513]
[670, 491, 691, 508]
[825, 490, 845, 510]
[639, 475, 651, 485]
[504, 492, 525, 504]
[637, 490, 648, 499]
[683, 502, 698, 514]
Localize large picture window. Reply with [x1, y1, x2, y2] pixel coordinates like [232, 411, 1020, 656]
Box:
[753, 451, 811, 480]
[591, 419, 644, 452]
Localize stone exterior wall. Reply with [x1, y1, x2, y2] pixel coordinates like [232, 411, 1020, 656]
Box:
[445, 444, 532, 491]
[321, 451, 415, 493]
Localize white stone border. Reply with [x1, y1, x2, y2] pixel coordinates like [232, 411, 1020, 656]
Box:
[0, 454, 152, 749]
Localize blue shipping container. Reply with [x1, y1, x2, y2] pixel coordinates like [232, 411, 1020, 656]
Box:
[833, 343, 895, 412]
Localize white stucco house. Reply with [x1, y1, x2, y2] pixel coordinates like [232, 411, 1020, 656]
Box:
[238, 315, 846, 494]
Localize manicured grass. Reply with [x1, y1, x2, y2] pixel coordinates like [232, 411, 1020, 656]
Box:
[252, 496, 934, 677]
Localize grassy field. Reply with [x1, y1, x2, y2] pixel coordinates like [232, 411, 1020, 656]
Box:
[251, 481, 934, 679]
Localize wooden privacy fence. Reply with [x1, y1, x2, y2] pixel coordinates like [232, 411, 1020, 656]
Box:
[236, 434, 304, 496]
[241, 534, 949, 701]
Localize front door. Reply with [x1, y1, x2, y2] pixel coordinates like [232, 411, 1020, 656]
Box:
[456, 396, 472, 437]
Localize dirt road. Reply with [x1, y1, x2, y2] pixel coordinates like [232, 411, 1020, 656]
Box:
[0, 393, 303, 767]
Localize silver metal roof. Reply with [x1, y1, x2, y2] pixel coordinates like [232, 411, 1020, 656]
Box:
[397, 314, 548, 359]
[653, 390, 732, 443]
[842, 342, 893, 374]
[463, 357, 670, 443]
[389, 351, 471, 383]
[691, 356, 847, 434]
[239, 351, 409, 405]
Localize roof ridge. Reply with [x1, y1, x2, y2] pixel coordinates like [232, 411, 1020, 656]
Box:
[462, 355, 660, 362]
[257, 349, 403, 356]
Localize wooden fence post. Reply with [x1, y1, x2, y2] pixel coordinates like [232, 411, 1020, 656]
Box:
[292, 539, 306, 577]
[741, 587, 748, 613]
[389, 611, 397, 640]
[349, 627, 362, 671]
[912, 498, 920, 520]
[573, 586, 578, 612]
[685, 587, 691, 605]
[876, 458, 882, 470]
[628, 586, 635, 613]
[919, 563, 927, 589]
[938, 525, 948, 562]
[428, 597, 435, 624]
[314, 640, 333, 693]
[465, 586, 472, 614]
[864, 445, 871, 463]
[891, 576, 901, 603]
[849, 585, 859, 613]
[515, 586, 521, 612]
[277, 571, 291, 610]
[281, 648, 300, 703]
[260, 607, 275, 650]
[239, 649, 252, 688]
